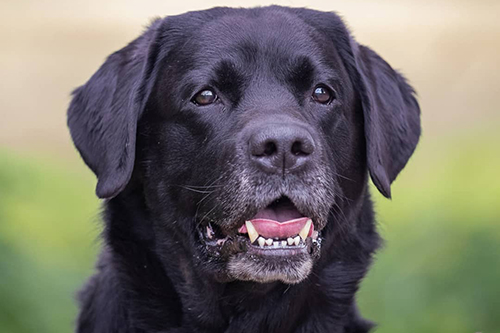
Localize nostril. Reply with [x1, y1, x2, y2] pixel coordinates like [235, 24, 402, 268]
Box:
[263, 141, 277, 156]
[291, 141, 305, 156]
[291, 139, 314, 156]
[251, 138, 278, 157]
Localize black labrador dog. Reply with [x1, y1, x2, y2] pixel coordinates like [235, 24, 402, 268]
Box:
[68, 6, 420, 333]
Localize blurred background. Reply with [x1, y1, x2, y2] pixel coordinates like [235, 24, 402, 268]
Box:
[0, 0, 499, 332]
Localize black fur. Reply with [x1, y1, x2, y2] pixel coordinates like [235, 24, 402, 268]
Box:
[68, 6, 420, 332]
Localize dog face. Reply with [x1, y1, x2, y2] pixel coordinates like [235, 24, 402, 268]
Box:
[68, 7, 420, 285]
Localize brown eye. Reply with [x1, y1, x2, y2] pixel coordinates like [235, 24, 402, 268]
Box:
[312, 85, 334, 104]
[192, 89, 217, 106]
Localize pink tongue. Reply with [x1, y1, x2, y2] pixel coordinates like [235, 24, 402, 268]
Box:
[238, 217, 313, 239]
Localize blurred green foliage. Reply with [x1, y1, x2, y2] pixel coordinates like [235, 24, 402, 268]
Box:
[358, 133, 500, 332]
[0, 149, 99, 333]
[0, 132, 499, 332]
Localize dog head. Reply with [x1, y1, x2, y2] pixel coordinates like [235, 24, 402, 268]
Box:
[68, 6, 420, 284]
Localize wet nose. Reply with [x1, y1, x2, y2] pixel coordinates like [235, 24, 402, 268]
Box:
[248, 124, 315, 174]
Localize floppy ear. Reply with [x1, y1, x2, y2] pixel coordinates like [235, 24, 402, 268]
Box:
[352, 43, 421, 198]
[68, 19, 163, 199]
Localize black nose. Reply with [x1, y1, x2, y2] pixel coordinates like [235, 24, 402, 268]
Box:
[248, 124, 315, 174]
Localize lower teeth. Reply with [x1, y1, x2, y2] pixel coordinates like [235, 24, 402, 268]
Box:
[254, 236, 302, 247]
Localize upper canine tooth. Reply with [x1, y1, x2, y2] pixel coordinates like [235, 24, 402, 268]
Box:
[245, 221, 259, 243]
[299, 219, 312, 240]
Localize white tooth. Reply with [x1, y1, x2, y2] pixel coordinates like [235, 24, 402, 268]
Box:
[287, 237, 294, 246]
[299, 219, 312, 240]
[281, 240, 287, 247]
[273, 241, 279, 247]
[245, 221, 259, 243]
[258, 237, 266, 247]
[293, 236, 300, 246]
[265, 238, 273, 246]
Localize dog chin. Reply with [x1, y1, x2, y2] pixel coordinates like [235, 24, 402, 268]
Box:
[227, 254, 314, 284]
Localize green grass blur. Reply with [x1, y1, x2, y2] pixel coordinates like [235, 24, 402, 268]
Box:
[358, 133, 500, 332]
[0, 149, 99, 333]
[1, 131, 498, 333]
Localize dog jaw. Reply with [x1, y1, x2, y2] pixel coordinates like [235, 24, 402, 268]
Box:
[227, 248, 316, 284]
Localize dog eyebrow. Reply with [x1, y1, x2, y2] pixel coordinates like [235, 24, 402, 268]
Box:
[212, 60, 245, 106]
[286, 56, 315, 100]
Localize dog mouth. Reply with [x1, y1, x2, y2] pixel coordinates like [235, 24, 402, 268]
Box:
[201, 196, 321, 255]
[237, 196, 319, 249]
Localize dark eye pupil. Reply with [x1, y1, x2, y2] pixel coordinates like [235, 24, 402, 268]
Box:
[194, 89, 217, 105]
[313, 86, 332, 104]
